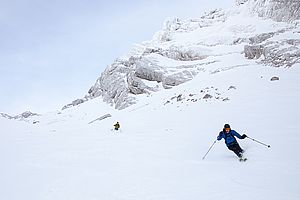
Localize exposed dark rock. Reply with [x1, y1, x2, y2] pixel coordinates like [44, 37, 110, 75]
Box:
[270, 76, 280, 81]
[203, 94, 213, 99]
[177, 94, 183, 102]
[228, 86, 237, 90]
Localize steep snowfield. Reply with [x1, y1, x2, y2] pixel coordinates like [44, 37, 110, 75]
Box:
[1, 2, 300, 200]
[1, 59, 299, 200]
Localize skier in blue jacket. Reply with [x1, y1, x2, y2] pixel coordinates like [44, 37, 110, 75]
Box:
[217, 124, 247, 158]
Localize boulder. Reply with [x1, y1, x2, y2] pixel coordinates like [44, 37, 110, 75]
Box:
[270, 76, 280, 81]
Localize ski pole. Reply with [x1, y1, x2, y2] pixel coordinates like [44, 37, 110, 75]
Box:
[246, 136, 270, 148]
[202, 140, 217, 160]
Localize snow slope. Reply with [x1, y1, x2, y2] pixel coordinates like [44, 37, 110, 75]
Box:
[1, 55, 300, 200]
[1, 2, 300, 200]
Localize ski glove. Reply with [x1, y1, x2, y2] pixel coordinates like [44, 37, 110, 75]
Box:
[241, 134, 247, 139]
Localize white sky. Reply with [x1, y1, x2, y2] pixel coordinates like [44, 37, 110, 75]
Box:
[0, 0, 235, 114]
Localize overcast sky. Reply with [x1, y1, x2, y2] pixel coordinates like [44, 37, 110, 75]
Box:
[0, 0, 234, 114]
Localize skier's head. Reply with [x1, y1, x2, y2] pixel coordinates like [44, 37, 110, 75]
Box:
[224, 124, 231, 132]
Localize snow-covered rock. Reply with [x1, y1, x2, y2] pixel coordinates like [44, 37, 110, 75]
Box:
[242, 27, 300, 67]
[63, 0, 300, 110]
[244, 45, 264, 59]
[261, 38, 300, 67]
[238, 0, 300, 22]
[0, 111, 40, 120]
[62, 98, 87, 110]
[88, 114, 112, 124]
[85, 53, 204, 110]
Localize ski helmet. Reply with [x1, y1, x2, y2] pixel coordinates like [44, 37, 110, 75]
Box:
[224, 124, 230, 129]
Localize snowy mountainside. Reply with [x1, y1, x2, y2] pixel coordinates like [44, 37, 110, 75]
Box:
[1, 1, 300, 199]
[63, 1, 300, 110]
[1, 57, 299, 200]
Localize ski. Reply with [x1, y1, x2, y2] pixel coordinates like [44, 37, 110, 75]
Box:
[239, 157, 247, 162]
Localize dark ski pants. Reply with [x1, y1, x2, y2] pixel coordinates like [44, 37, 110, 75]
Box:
[227, 143, 244, 158]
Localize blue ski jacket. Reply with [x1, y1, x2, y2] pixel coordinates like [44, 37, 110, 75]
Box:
[217, 129, 243, 146]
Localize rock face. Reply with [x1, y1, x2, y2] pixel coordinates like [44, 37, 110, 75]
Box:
[243, 29, 300, 67]
[239, 0, 300, 67]
[63, 1, 300, 110]
[86, 54, 203, 110]
[238, 0, 300, 22]
[244, 45, 264, 59]
[261, 39, 300, 67]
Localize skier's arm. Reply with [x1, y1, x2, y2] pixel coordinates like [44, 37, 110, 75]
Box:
[231, 130, 243, 139]
[217, 132, 223, 140]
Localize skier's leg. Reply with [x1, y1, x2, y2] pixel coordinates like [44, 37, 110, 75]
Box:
[228, 144, 243, 158]
[234, 143, 244, 157]
[235, 143, 244, 154]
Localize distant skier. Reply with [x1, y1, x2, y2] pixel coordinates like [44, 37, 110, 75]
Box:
[217, 124, 247, 158]
[114, 122, 120, 131]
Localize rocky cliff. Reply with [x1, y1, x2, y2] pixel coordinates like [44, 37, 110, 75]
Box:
[63, 1, 300, 110]
[237, 0, 300, 22]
